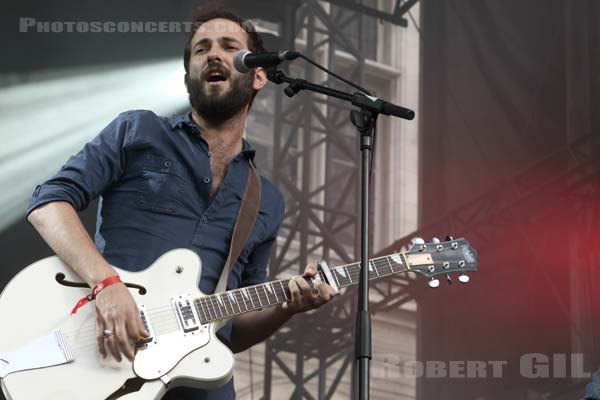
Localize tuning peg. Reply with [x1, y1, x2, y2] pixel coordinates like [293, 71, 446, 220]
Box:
[458, 274, 470, 283]
[445, 235, 453, 241]
[428, 278, 440, 288]
[412, 237, 425, 245]
[445, 274, 452, 284]
[431, 237, 440, 244]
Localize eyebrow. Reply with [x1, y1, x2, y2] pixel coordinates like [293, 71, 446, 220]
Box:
[193, 36, 244, 49]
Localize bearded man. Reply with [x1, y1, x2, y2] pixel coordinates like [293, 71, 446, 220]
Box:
[26, 7, 335, 400]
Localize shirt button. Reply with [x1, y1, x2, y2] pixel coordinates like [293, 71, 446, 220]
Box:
[207, 152, 213, 157]
[202, 177, 211, 184]
[201, 216, 208, 224]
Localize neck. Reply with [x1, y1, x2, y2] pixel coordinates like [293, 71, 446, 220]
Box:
[192, 252, 412, 324]
[191, 109, 247, 158]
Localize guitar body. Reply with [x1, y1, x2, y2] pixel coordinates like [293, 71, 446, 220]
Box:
[0, 249, 234, 400]
[0, 238, 478, 399]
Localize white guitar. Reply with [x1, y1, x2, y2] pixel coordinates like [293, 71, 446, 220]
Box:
[0, 238, 477, 399]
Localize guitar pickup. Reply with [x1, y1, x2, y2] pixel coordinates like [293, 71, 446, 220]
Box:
[172, 294, 200, 333]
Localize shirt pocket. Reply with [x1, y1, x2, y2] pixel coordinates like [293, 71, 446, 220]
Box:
[135, 154, 185, 215]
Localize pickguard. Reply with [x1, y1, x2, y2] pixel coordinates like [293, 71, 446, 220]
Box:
[133, 324, 211, 380]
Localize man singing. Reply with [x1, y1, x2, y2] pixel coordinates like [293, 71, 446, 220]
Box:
[26, 7, 336, 399]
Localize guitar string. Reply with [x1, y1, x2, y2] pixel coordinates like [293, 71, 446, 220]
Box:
[68, 250, 471, 354]
[63, 256, 409, 348]
[62, 255, 410, 347]
[61, 254, 404, 337]
[62, 256, 413, 352]
[63, 251, 407, 334]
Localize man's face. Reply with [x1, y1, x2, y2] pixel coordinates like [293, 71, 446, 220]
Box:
[185, 18, 256, 124]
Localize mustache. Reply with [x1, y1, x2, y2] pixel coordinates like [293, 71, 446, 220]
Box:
[202, 61, 230, 79]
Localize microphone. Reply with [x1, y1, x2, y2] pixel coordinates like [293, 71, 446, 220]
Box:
[234, 50, 301, 73]
[352, 93, 415, 120]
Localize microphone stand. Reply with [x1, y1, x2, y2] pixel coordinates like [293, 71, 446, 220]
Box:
[267, 68, 414, 400]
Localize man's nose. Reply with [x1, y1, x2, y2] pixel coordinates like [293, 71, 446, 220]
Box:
[206, 48, 223, 63]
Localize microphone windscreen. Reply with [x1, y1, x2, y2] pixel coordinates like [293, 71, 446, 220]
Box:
[233, 50, 252, 74]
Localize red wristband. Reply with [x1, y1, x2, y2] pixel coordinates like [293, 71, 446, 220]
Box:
[71, 275, 122, 315]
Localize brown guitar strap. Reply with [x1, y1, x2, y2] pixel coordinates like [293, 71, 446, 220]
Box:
[215, 160, 262, 293]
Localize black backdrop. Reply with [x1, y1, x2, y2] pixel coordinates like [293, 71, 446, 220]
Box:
[418, 0, 600, 398]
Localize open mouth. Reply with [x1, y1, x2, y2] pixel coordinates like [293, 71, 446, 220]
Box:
[205, 68, 228, 84]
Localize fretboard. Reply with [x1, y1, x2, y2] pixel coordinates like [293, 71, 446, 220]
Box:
[192, 252, 410, 324]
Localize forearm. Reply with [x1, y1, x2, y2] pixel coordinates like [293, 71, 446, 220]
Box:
[27, 201, 116, 286]
[230, 304, 294, 353]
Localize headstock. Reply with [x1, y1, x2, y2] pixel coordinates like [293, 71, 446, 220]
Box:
[404, 236, 478, 288]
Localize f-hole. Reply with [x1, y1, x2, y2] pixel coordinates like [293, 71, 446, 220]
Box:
[55, 273, 147, 295]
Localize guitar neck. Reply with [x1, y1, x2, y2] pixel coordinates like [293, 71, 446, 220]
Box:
[192, 252, 413, 324]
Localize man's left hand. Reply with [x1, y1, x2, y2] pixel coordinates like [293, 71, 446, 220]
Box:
[284, 263, 337, 314]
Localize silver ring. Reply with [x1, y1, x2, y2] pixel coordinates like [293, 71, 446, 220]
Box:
[102, 329, 114, 338]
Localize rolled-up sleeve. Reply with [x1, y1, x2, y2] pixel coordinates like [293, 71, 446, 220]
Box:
[26, 112, 131, 216]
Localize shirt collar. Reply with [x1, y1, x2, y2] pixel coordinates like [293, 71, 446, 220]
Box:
[170, 111, 256, 161]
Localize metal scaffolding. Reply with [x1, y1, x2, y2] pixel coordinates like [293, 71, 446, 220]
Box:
[264, 1, 419, 398]
[262, 1, 598, 399]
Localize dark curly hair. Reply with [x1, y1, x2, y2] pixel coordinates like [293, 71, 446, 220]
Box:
[183, 6, 267, 108]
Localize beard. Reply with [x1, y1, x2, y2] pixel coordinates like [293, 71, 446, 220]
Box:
[185, 64, 255, 125]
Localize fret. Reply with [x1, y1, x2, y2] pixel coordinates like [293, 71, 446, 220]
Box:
[244, 288, 256, 309]
[225, 293, 235, 316]
[269, 282, 280, 303]
[385, 256, 395, 274]
[253, 287, 263, 308]
[211, 295, 222, 317]
[226, 292, 236, 314]
[228, 292, 241, 314]
[399, 252, 410, 270]
[218, 294, 231, 316]
[212, 295, 224, 318]
[345, 265, 353, 284]
[389, 253, 405, 271]
[279, 280, 289, 301]
[369, 260, 379, 277]
[263, 283, 273, 304]
[262, 285, 272, 305]
[258, 285, 269, 306]
[344, 265, 353, 284]
[235, 290, 248, 312]
[334, 267, 349, 287]
[196, 299, 209, 322]
[206, 296, 217, 320]
[375, 258, 390, 275]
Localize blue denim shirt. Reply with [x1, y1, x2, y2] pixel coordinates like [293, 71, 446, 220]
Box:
[27, 110, 285, 399]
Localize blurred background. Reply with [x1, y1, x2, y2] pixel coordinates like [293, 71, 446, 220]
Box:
[1, 0, 599, 399]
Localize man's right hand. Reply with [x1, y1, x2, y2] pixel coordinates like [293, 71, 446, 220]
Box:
[27, 202, 149, 361]
[95, 283, 149, 362]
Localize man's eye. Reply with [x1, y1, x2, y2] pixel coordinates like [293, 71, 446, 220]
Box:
[226, 46, 238, 50]
[195, 48, 206, 54]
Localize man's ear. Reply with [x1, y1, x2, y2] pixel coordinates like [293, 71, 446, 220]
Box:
[253, 67, 268, 91]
